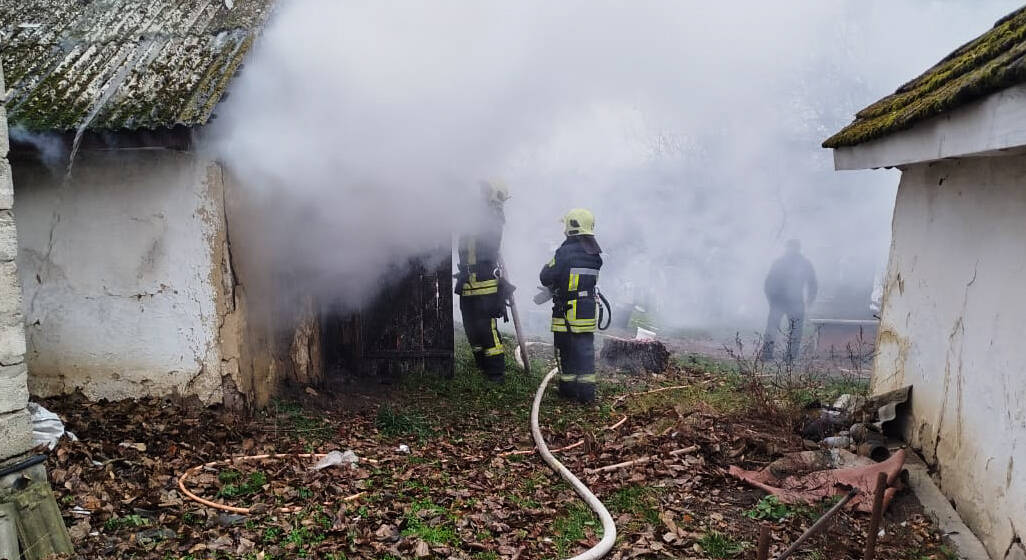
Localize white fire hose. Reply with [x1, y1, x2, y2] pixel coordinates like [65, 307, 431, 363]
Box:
[531, 367, 617, 560]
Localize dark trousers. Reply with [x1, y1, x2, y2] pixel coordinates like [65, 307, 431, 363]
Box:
[762, 302, 804, 362]
[460, 298, 505, 379]
[554, 331, 596, 402]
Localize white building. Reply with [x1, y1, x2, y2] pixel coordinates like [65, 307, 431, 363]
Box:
[825, 8, 1026, 559]
[1, 1, 454, 411]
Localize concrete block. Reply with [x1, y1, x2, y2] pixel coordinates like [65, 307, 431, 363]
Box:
[0, 260, 22, 320]
[0, 409, 32, 462]
[0, 323, 24, 365]
[0, 210, 16, 262]
[0, 362, 27, 415]
[0, 160, 11, 210]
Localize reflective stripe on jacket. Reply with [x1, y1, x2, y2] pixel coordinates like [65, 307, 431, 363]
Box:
[458, 205, 504, 297]
[540, 236, 603, 333]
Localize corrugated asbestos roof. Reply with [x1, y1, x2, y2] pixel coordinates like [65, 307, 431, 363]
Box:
[824, 7, 1026, 148]
[0, 0, 274, 131]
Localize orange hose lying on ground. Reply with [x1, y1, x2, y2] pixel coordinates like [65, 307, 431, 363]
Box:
[178, 453, 366, 514]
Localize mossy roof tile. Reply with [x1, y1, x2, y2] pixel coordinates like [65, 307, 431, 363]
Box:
[0, 0, 274, 132]
[824, 6, 1026, 148]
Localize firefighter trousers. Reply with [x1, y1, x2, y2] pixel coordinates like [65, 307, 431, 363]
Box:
[554, 331, 596, 403]
[460, 297, 505, 380]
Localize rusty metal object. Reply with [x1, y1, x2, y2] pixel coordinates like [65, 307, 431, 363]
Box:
[863, 472, 888, 560]
[857, 441, 891, 462]
[775, 488, 859, 560]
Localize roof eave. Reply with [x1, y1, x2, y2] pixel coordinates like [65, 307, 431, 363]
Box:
[830, 83, 1026, 170]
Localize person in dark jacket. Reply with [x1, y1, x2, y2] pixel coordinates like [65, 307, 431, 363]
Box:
[457, 180, 510, 383]
[539, 208, 603, 403]
[761, 239, 817, 362]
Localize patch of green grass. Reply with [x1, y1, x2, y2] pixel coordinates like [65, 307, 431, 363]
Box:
[286, 525, 327, 548]
[553, 503, 600, 556]
[395, 334, 545, 423]
[821, 377, 870, 400]
[104, 514, 150, 531]
[473, 552, 499, 560]
[677, 353, 739, 375]
[376, 404, 433, 439]
[262, 526, 282, 543]
[217, 470, 267, 499]
[698, 531, 747, 558]
[297, 486, 313, 500]
[606, 485, 661, 525]
[401, 499, 456, 545]
[218, 469, 242, 484]
[744, 496, 804, 521]
[270, 399, 334, 443]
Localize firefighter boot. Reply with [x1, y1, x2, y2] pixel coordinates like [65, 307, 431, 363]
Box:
[482, 354, 505, 384]
[557, 368, 580, 400]
[574, 375, 599, 402]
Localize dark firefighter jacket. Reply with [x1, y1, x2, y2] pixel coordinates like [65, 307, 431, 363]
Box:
[540, 236, 603, 333]
[457, 204, 505, 315]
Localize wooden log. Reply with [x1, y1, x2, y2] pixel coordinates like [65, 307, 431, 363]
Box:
[599, 336, 670, 374]
[0, 463, 72, 560]
[756, 524, 770, 560]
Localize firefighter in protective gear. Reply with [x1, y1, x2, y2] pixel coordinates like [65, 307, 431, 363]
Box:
[457, 179, 511, 383]
[539, 208, 603, 403]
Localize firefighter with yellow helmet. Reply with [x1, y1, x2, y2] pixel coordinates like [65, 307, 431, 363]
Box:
[538, 208, 603, 403]
[456, 179, 511, 383]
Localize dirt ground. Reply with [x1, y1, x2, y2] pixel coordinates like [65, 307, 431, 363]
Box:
[37, 338, 953, 560]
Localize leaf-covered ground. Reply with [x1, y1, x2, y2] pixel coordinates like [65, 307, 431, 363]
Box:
[40, 338, 956, 559]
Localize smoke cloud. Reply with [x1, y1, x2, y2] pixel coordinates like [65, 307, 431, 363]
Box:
[210, 0, 1020, 332]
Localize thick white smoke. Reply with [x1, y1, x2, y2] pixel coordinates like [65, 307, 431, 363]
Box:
[210, 0, 1020, 331]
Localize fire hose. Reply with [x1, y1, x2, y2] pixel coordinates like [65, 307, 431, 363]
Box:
[531, 367, 616, 560]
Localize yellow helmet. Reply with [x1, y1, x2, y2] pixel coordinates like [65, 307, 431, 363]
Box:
[480, 178, 511, 205]
[563, 208, 595, 236]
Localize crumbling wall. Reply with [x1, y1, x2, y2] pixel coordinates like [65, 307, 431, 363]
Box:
[0, 62, 32, 463]
[219, 168, 318, 405]
[875, 156, 1026, 560]
[12, 150, 232, 404]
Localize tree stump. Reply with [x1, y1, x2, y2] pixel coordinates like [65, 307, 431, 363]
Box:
[0, 459, 73, 560]
[600, 336, 671, 374]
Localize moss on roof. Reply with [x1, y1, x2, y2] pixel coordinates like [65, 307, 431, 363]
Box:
[0, 0, 274, 132]
[824, 6, 1026, 148]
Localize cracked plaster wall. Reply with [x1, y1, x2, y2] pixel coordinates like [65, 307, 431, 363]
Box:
[874, 156, 1026, 559]
[11, 149, 240, 405]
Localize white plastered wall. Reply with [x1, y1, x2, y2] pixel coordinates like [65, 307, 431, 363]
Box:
[11, 149, 229, 404]
[875, 155, 1026, 559]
